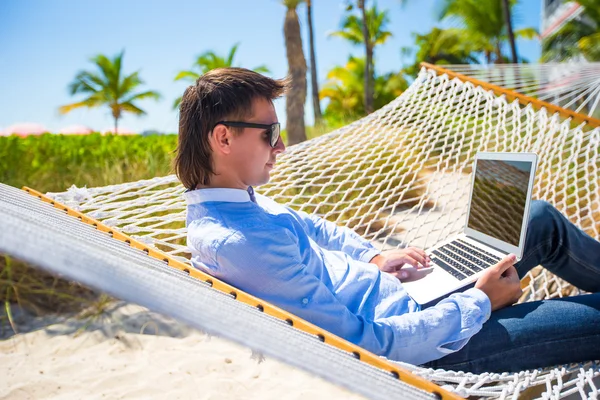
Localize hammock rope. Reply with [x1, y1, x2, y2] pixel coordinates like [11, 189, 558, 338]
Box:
[14, 64, 600, 398]
[433, 62, 600, 122]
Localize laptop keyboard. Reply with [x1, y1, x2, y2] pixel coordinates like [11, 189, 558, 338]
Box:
[428, 239, 502, 281]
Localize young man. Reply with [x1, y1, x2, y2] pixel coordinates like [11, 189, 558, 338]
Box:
[175, 68, 600, 373]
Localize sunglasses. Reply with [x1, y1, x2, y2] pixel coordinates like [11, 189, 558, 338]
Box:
[213, 121, 281, 148]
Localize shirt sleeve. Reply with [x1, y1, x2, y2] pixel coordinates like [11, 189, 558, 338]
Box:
[214, 224, 491, 366]
[289, 209, 380, 263]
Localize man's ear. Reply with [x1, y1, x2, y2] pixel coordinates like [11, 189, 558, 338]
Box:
[211, 124, 232, 155]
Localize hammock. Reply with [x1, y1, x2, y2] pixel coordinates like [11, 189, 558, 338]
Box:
[2, 64, 600, 399]
[438, 62, 600, 118]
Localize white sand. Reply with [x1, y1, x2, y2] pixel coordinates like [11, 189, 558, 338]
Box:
[0, 302, 364, 400]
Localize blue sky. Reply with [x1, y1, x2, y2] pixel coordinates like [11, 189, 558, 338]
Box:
[0, 0, 542, 133]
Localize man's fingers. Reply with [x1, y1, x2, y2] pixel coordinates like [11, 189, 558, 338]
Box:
[402, 255, 421, 269]
[492, 254, 517, 275]
[408, 247, 430, 261]
[404, 248, 429, 268]
[502, 265, 519, 280]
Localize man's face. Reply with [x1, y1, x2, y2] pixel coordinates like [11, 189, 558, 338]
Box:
[228, 97, 285, 187]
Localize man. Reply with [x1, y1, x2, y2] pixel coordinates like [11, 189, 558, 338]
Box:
[175, 68, 600, 373]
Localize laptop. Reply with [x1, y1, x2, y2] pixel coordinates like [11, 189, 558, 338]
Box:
[402, 152, 538, 308]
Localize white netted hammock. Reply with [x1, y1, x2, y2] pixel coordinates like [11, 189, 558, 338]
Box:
[45, 64, 600, 399]
[440, 62, 600, 118]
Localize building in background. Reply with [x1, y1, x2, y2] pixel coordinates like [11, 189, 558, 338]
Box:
[540, 0, 584, 41]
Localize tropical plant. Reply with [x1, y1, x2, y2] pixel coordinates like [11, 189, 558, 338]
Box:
[541, 0, 600, 62]
[320, 56, 407, 125]
[59, 50, 161, 133]
[283, 0, 308, 145]
[403, 27, 479, 77]
[331, 2, 392, 114]
[306, 0, 323, 126]
[437, 0, 537, 64]
[172, 44, 270, 109]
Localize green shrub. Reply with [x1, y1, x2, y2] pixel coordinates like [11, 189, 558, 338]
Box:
[0, 133, 178, 192]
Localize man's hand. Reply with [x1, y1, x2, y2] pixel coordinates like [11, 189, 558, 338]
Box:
[370, 247, 431, 280]
[475, 254, 522, 311]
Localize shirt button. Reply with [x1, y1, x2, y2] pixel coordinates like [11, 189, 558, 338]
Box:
[302, 298, 309, 305]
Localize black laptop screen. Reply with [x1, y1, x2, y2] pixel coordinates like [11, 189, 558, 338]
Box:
[467, 159, 533, 247]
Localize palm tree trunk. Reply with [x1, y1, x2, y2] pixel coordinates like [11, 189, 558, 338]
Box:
[306, 0, 323, 126]
[495, 42, 503, 64]
[284, 3, 307, 145]
[358, 0, 373, 114]
[501, 0, 518, 63]
[112, 105, 120, 134]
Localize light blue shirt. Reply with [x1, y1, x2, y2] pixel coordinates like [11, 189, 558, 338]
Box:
[184, 187, 491, 365]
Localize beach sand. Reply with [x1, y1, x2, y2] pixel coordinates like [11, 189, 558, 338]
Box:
[0, 302, 364, 400]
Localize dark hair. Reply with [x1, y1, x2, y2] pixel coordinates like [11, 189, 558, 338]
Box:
[173, 67, 289, 189]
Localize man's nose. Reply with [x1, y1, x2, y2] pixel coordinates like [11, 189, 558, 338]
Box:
[274, 136, 286, 154]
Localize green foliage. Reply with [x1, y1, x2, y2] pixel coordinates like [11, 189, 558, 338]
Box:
[542, 0, 600, 62]
[173, 43, 271, 109]
[0, 133, 177, 193]
[59, 50, 161, 131]
[319, 56, 407, 125]
[330, 3, 393, 48]
[403, 28, 480, 77]
[437, 0, 537, 63]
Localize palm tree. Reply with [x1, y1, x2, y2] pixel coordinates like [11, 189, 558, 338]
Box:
[331, 3, 392, 114]
[358, 0, 372, 114]
[172, 44, 270, 109]
[283, 0, 307, 145]
[438, 0, 537, 64]
[59, 50, 161, 133]
[320, 56, 407, 125]
[403, 27, 479, 77]
[320, 56, 365, 123]
[542, 0, 600, 62]
[501, 0, 518, 63]
[306, 0, 323, 126]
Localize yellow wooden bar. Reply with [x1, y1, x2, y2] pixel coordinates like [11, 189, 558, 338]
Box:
[21, 186, 462, 400]
[421, 62, 600, 129]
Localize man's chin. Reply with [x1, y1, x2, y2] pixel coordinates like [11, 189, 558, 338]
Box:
[254, 175, 271, 187]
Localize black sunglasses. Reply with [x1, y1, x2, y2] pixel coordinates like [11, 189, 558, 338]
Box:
[213, 121, 281, 148]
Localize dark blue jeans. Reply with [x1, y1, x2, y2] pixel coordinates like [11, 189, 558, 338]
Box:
[424, 200, 600, 373]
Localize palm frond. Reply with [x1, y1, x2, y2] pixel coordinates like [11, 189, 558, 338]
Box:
[172, 96, 182, 110]
[68, 71, 104, 95]
[514, 27, 538, 40]
[329, 29, 363, 45]
[60, 50, 159, 122]
[578, 32, 600, 61]
[119, 102, 146, 115]
[119, 71, 144, 97]
[58, 98, 104, 114]
[174, 70, 201, 82]
[253, 65, 271, 74]
[122, 90, 161, 104]
[227, 43, 240, 65]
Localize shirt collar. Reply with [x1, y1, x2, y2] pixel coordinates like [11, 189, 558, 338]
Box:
[183, 187, 254, 205]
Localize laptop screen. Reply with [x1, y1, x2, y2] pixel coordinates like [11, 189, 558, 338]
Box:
[467, 159, 533, 247]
